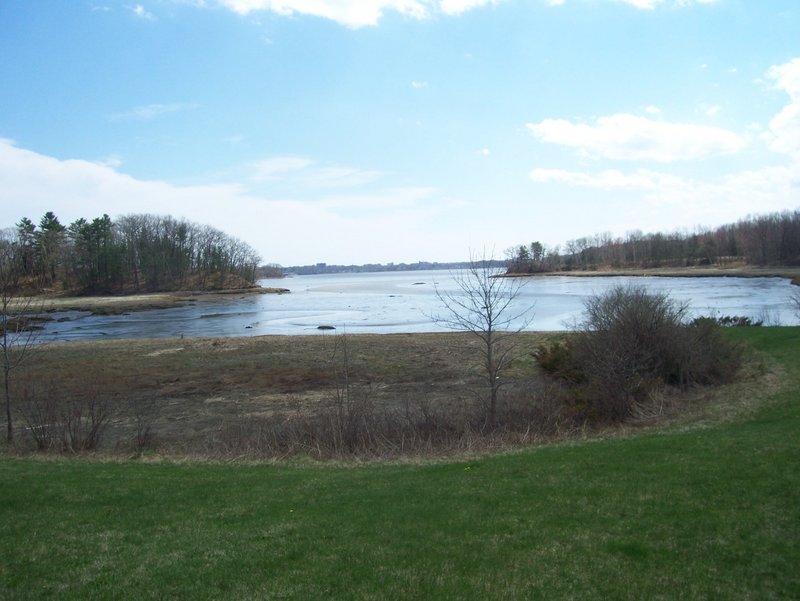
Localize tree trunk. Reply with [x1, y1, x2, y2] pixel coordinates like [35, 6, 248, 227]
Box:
[4, 356, 11, 443]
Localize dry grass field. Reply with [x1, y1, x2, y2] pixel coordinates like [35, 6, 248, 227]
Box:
[16, 332, 547, 454]
[12, 327, 775, 459]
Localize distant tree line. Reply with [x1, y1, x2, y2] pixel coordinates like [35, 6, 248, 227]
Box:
[506, 210, 800, 274]
[8, 212, 261, 295]
[287, 260, 506, 276]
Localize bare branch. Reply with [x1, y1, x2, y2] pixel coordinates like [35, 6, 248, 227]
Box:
[430, 249, 534, 428]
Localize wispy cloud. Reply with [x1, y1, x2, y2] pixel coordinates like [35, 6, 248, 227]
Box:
[411, 81, 429, 89]
[439, 0, 498, 16]
[247, 156, 382, 188]
[217, 0, 428, 28]
[527, 113, 745, 162]
[622, 0, 721, 8]
[530, 164, 796, 222]
[248, 157, 314, 181]
[110, 102, 199, 121]
[762, 57, 800, 161]
[0, 139, 449, 264]
[129, 4, 155, 19]
[211, 0, 720, 27]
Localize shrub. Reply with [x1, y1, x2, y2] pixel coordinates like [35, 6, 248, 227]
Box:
[692, 315, 762, 328]
[557, 285, 743, 421]
[533, 338, 583, 383]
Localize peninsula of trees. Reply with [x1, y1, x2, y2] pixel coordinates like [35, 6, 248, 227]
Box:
[7, 212, 261, 295]
[506, 210, 800, 274]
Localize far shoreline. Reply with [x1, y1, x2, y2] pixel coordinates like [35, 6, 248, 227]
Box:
[505, 265, 800, 285]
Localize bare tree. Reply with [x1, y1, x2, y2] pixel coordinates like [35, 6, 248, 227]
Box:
[432, 251, 534, 428]
[791, 285, 800, 321]
[1, 229, 42, 442]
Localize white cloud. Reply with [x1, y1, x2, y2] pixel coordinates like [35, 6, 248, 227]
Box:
[644, 105, 661, 115]
[248, 156, 314, 180]
[526, 57, 799, 233]
[763, 57, 800, 161]
[212, 0, 719, 26]
[527, 113, 746, 162]
[529, 164, 798, 226]
[0, 139, 450, 265]
[705, 105, 721, 117]
[411, 81, 429, 88]
[439, 0, 497, 15]
[606, 0, 724, 9]
[530, 167, 683, 191]
[217, 0, 430, 27]
[110, 102, 198, 121]
[246, 156, 382, 187]
[622, 0, 662, 9]
[480, 148, 490, 156]
[768, 57, 800, 101]
[626, 0, 721, 8]
[129, 4, 155, 19]
[216, 0, 499, 27]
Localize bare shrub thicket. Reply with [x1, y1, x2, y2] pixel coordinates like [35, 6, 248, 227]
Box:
[538, 285, 743, 421]
[206, 382, 567, 460]
[128, 395, 158, 454]
[203, 332, 567, 460]
[19, 383, 114, 451]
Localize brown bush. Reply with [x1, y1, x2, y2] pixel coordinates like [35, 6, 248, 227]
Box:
[539, 285, 743, 421]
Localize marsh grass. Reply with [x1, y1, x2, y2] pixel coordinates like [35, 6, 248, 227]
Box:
[12, 333, 548, 457]
[0, 327, 798, 600]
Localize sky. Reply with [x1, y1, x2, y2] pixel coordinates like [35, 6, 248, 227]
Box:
[0, 0, 798, 266]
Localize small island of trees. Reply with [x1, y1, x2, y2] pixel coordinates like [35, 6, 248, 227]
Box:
[7, 212, 262, 295]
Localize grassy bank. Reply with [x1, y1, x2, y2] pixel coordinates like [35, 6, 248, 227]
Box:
[1, 327, 798, 599]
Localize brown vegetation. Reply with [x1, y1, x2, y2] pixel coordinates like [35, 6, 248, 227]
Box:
[4, 321, 763, 460]
[11, 333, 545, 458]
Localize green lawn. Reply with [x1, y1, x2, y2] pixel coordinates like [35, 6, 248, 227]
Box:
[2, 328, 798, 600]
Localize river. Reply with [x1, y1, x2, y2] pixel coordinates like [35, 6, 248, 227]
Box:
[35, 270, 799, 341]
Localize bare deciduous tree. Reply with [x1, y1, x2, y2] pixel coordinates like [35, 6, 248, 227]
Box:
[1, 229, 42, 442]
[432, 251, 534, 428]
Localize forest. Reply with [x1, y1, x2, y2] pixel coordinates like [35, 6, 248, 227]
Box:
[4, 212, 261, 295]
[506, 210, 800, 274]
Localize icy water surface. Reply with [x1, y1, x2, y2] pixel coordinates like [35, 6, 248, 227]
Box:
[36, 270, 799, 341]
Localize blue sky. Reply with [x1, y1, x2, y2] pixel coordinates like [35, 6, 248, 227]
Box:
[1, 0, 798, 265]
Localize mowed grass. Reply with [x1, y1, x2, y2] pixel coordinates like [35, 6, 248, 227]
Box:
[1, 328, 799, 600]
